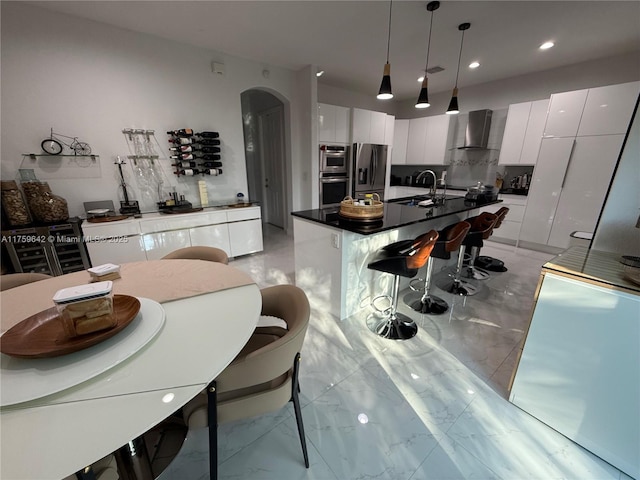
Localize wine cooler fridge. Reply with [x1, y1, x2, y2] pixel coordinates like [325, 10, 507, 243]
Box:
[1, 219, 91, 276]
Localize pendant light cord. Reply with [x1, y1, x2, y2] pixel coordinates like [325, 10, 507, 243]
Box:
[424, 9, 434, 71]
[454, 28, 466, 87]
[385, 0, 393, 62]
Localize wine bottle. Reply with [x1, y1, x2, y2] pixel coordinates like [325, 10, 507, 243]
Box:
[196, 138, 221, 146]
[199, 146, 221, 153]
[195, 131, 219, 138]
[204, 168, 223, 176]
[168, 137, 192, 145]
[180, 168, 200, 176]
[199, 154, 221, 161]
[170, 154, 196, 161]
[169, 145, 194, 153]
[202, 161, 223, 168]
[167, 129, 193, 136]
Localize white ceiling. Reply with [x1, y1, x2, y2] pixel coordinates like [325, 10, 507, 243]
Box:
[28, 1, 640, 101]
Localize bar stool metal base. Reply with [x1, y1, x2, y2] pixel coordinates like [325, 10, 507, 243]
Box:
[366, 311, 418, 340]
[403, 291, 449, 314]
[475, 255, 508, 272]
[461, 265, 491, 281]
[436, 278, 479, 296]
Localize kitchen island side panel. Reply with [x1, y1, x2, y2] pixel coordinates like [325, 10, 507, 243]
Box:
[510, 271, 639, 478]
[294, 213, 470, 321]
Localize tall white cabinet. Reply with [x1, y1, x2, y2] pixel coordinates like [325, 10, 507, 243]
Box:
[520, 81, 639, 249]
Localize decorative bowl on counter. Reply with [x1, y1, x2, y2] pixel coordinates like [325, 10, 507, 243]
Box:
[339, 194, 383, 221]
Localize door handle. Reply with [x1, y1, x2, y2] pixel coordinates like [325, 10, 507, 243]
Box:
[560, 139, 576, 189]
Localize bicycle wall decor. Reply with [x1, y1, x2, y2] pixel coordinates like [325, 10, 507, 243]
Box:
[41, 128, 92, 155]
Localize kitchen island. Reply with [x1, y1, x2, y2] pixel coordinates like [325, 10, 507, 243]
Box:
[509, 246, 639, 478]
[292, 196, 501, 320]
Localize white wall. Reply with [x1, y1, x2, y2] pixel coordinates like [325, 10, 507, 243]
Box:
[592, 103, 640, 255]
[0, 2, 305, 218]
[318, 83, 397, 116]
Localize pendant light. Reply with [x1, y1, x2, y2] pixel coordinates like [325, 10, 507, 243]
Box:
[415, 1, 440, 109]
[377, 0, 394, 100]
[446, 22, 470, 115]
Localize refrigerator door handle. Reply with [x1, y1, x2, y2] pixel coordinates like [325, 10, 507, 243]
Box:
[372, 148, 377, 185]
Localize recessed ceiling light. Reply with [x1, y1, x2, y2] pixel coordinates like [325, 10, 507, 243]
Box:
[539, 41, 554, 50]
[469, 61, 480, 69]
[316, 70, 325, 77]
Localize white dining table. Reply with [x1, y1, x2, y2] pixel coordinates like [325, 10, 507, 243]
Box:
[0, 260, 261, 480]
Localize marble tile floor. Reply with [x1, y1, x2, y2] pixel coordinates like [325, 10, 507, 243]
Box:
[158, 225, 633, 480]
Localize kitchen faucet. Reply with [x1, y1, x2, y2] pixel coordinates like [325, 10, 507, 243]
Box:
[415, 169, 437, 198]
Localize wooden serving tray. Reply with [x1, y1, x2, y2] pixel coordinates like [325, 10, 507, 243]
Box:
[0, 295, 141, 358]
[87, 215, 131, 223]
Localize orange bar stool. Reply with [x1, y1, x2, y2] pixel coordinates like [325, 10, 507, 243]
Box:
[474, 207, 510, 272]
[403, 220, 471, 314]
[367, 230, 438, 340]
[437, 212, 497, 296]
[460, 212, 498, 282]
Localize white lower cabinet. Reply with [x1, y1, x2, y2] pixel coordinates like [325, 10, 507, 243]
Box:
[142, 230, 191, 260]
[189, 224, 231, 256]
[85, 235, 146, 266]
[228, 219, 263, 257]
[83, 208, 263, 265]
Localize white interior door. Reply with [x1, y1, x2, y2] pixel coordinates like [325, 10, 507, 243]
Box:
[258, 106, 286, 229]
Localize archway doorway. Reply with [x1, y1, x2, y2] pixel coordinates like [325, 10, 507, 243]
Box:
[241, 89, 287, 230]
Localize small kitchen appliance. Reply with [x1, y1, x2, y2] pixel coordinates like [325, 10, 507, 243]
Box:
[465, 182, 498, 204]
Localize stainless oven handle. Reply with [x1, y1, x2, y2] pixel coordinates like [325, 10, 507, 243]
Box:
[320, 177, 348, 183]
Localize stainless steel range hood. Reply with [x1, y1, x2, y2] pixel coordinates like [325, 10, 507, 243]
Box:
[458, 109, 492, 149]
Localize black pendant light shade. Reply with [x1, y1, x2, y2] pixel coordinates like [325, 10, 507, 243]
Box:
[446, 87, 459, 114]
[378, 63, 393, 100]
[447, 22, 470, 115]
[415, 1, 440, 109]
[416, 77, 430, 108]
[377, 0, 394, 100]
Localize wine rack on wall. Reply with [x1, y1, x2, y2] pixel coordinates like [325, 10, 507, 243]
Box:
[167, 129, 222, 177]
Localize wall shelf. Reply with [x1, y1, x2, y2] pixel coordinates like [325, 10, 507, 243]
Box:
[20, 154, 101, 179]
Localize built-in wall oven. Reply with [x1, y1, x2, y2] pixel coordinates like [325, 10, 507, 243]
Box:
[319, 144, 349, 173]
[319, 145, 350, 208]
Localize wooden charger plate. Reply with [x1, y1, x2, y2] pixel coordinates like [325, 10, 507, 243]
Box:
[87, 215, 131, 223]
[0, 295, 141, 358]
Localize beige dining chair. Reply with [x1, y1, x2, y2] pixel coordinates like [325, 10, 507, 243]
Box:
[0, 272, 52, 292]
[182, 284, 311, 480]
[161, 246, 229, 265]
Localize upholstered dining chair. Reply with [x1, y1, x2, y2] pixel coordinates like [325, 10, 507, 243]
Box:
[161, 246, 229, 265]
[182, 284, 311, 480]
[0, 272, 52, 292]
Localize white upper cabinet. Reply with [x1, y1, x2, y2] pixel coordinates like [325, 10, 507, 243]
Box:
[405, 114, 452, 165]
[352, 108, 390, 145]
[318, 103, 350, 144]
[406, 117, 428, 163]
[520, 99, 550, 165]
[384, 114, 395, 146]
[391, 119, 409, 165]
[498, 102, 531, 165]
[543, 89, 588, 138]
[577, 81, 640, 137]
[499, 99, 550, 165]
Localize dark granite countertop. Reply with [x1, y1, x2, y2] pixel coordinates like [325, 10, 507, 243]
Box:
[291, 196, 502, 236]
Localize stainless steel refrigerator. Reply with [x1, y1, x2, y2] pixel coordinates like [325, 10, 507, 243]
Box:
[352, 143, 387, 200]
